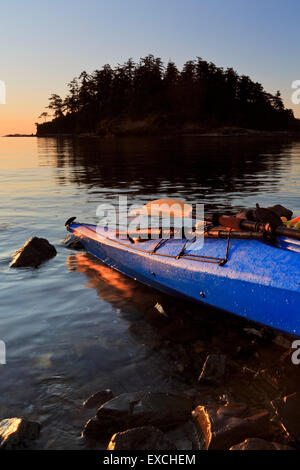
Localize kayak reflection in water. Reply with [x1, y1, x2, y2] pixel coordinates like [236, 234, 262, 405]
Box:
[67, 252, 136, 302]
[65, 252, 214, 342]
[66, 252, 173, 325]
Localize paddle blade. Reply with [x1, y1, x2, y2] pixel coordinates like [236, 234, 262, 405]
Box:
[130, 198, 193, 218]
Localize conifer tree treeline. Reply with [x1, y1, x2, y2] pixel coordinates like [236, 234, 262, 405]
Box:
[36, 55, 295, 135]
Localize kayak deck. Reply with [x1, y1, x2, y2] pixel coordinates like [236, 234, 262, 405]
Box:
[67, 222, 300, 336]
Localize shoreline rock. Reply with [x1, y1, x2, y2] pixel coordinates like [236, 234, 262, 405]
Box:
[83, 390, 113, 409]
[192, 403, 271, 450]
[10, 237, 57, 268]
[62, 234, 85, 251]
[107, 426, 177, 450]
[83, 391, 193, 439]
[0, 418, 40, 449]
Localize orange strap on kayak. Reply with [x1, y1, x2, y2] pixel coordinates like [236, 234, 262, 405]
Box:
[284, 216, 300, 229]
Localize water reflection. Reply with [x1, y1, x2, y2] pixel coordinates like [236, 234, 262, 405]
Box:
[37, 136, 299, 214]
[66, 252, 193, 338]
[67, 253, 140, 303]
[66, 252, 264, 346]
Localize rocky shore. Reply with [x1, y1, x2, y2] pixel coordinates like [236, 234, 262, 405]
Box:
[0, 418, 40, 449]
[78, 379, 299, 450]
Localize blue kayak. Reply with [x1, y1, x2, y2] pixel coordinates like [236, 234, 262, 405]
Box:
[66, 221, 300, 336]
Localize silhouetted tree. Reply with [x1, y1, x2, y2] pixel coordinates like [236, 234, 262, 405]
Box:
[37, 55, 295, 135]
[38, 111, 49, 122]
[47, 94, 64, 118]
[64, 78, 81, 114]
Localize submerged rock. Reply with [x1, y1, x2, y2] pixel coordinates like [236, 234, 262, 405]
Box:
[166, 420, 201, 450]
[234, 341, 258, 359]
[96, 392, 193, 431]
[10, 237, 57, 268]
[229, 438, 294, 450]
[272, 335, 292, 349]
[83, 391, 193, 439]
[198, 354, 226, 384]
[192, 403, 271, 450]
[107, 426, 177, 450]
[83, 389, 114, 408]
[272, 392, 300, 442]
[243, 328, 264, 339]
[62, 234, 85, 251]
[0, 418, 40, 449]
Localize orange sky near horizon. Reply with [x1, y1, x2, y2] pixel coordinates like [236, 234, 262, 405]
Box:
[0, 83, 68, 136]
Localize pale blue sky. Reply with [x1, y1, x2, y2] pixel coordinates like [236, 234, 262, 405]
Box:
[0, 0, 299, 134]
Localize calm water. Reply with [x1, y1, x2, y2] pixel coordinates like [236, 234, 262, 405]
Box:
[1, 136, 300, 449]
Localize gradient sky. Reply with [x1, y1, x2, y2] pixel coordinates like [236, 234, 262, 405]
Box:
[0, 0, 299, 135]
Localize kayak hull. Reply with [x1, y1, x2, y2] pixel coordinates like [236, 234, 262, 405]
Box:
[67, 223, 300, 336]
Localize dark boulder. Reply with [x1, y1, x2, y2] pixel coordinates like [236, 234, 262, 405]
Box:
[198, 354, 226, 384]
[62, 235, 84, 251]
[192, 403, 271, 450]
[96, 392, 193, 433]
[0, 418, 40, 449]
[83, 390, 113, 409]
[272, 392, 300, 443]
[10, 237, 57, 268]
[82, 418, 104, 439]
[230, 438, 294, 450]
[83, 391, 193, 439]
[107, 426, 177, 450]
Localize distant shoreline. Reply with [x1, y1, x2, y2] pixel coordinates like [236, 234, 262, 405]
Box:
[36, 126, 300, 139]
[3, 133, 36, 137]
[5, 127, 300, 139]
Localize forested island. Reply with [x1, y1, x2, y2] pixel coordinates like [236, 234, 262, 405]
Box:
[36, 55, 298, 137]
